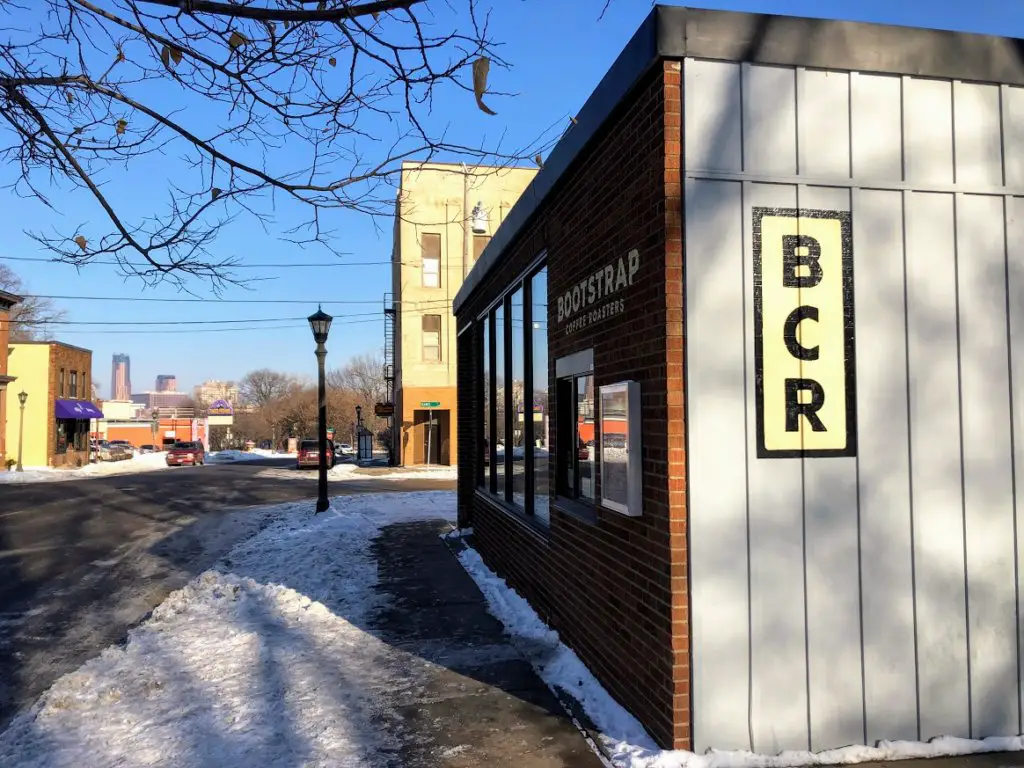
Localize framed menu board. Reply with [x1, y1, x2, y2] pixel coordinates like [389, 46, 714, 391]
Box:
[598, 380, 642, 516]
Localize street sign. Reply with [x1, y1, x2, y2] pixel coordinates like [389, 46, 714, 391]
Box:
[420, 401, 441, 408]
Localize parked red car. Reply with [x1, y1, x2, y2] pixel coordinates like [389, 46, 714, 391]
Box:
[165, 441, 205, 467]
[297, 439, 335, 470]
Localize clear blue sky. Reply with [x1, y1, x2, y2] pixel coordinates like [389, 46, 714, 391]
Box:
[3, 0, 1023, 398]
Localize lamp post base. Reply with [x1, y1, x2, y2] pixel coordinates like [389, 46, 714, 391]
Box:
[315, 496, 331, 514]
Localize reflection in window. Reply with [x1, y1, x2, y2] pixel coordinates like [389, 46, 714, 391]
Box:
[599, 385, 629, 509]
[577, 375, 595, 501]
[494, 304, 506, 498]
[511, 288, 525, 509]
[531, 267, 550, 525]
[481, 319, 490, 489]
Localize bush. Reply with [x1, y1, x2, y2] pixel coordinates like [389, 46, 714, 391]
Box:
[4, 458, 15, 471]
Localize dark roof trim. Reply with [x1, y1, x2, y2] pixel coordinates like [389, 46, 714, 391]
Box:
[0, 289, 22, 309]
[453, 5, 1024, 313]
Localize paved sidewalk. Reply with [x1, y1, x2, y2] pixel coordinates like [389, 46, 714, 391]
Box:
[369, 520, 603, 767]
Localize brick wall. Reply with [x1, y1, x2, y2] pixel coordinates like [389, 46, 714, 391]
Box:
[455, 62, 690, 749]
[0, 305, 9, 464]
[48, 343, 93, 468]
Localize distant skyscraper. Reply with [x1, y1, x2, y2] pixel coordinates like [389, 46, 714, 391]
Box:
[111, 354, 131, 400]
[155, 374, 177, 392]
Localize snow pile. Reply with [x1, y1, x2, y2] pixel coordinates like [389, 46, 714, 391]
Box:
[0, 452, 170, 484]
[457, 546, 1024, 768]
[250, 448, 296, 458]
[208, 449, 297, 463]
[0, 492, 456, 767]
[326, 463, 458, 481]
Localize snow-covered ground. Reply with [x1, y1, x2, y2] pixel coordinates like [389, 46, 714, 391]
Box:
[0, 492, 456, 767]
[0, 452, 170, 484]
[455, 538, 1024, 768]
[250, 462, 458, 482]
[207, 449, 296, 463]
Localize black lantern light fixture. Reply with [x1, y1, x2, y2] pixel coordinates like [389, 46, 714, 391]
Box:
[308, 305, 333, 513]
[16, 391, 28, 473]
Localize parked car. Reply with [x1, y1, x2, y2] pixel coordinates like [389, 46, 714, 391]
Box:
[334, 442, 354, 458]
[92, 439, 131, 462]
[165, 441, 205, 467]
[108, 440, 136, 457]
[297, 439, 335, 469]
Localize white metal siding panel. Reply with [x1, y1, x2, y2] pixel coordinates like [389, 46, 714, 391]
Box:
[903, 78, 954, 185]
[956, 193, 1018, 738]
[685, 178, 750, 751]
[1008, 196, 1024, 737]
[684, 57, 1024, 754]
[685, 60, 743, 173]
[954, 83, 1003, 187]
[853, 188, 918, 745]
[743, 65, 797, 176]
[898, 191, 970, 739]
[1003, 87, 1024, 188]
[797, 71, 850, 178]
[850, 73, 902, 181]
[745, 182, 808, 754]
[799, 184, 863, 752]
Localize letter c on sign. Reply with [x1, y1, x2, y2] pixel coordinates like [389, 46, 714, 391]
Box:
[783, 305, 819, 361]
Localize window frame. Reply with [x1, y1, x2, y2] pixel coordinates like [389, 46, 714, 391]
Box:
[70, 370, 78, 399]
[421, 232, 442, 289]
[421, 313, 442, 362]
[59, 367, 65, 398]
[552, 348, 598, 523]
[475, 255, 549, 528]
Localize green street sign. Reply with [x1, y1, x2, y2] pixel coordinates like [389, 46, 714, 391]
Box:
[420, 401, 441, 408]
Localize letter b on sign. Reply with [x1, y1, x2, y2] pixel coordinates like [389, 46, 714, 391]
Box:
[753, 207, 856, 458]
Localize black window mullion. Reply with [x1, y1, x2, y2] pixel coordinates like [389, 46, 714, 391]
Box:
[476, 322, 485, 488]
[572, 377, 581, 499]
[523, 277, 534, 516]
[503, 295, 514, 504]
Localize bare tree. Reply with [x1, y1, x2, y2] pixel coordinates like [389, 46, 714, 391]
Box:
[239, 367, 293, 408]
[328, 350, 385, 405]
[0, 264, 67, 340]
[0, 1, 556, 289]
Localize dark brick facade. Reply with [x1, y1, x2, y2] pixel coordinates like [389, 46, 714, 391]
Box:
[454, 62, 689, 750]
[48, 342, 93, 468]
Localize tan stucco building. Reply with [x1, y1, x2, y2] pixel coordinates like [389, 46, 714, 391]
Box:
[391, 161, 536, 465]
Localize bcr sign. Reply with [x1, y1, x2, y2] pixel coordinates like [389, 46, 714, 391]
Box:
[753, 207, 857, 458]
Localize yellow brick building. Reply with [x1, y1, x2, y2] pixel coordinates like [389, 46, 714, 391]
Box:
[392, 161, 537, 465]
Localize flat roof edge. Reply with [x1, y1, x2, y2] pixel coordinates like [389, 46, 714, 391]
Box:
[453, 7, 662, 314]
[453, 5, 1024, 314]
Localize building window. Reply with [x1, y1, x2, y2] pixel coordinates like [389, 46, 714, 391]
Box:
[70, 371, 78, 399]
[421, 233, 441, 288]
[82, 373, 88, 399]
[476, 260, 550, 527]
[480, 317, 491, 489]
[494, 303, 506, 498]
[473, 234, 491, 263]
[422, 314, 442, 362]
[531, 267, 550, 525]
[59, 368, 65, 397]
[554, 348, 596, 513]
[510, 287, 525, 509]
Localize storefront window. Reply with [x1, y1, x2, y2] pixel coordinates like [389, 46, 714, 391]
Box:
[531, 267, 549, 525]
[481, 318, 491, 489]
[56, 419, 68, 454]
[510, 288, 525, 509]
[577, 375, 596, 501]
[494, 304, 506, 498]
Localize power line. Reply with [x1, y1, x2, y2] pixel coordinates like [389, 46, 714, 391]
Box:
[0, 255, 403, 269]
[43, 317, 385, 335]
[17, 294, 457, 307]
[4, 311, 384, 327]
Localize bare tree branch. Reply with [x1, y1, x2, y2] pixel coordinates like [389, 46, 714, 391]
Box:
[0, 0, 562, 287]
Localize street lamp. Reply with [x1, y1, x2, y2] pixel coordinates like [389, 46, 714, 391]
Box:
[16, 391, 27, 472]
[308, 305, 333, 513]
[150, 409, 160, 452]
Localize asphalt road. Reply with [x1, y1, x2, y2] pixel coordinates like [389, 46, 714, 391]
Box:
[0, 458, 455, 729]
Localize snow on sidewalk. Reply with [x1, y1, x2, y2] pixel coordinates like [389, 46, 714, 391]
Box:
[0, 452, 171, 484]
[0, 492, 455, 768]
[455, 540, 1024, 768]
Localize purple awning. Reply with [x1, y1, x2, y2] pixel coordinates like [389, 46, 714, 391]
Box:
[54, 399, 103, 419]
